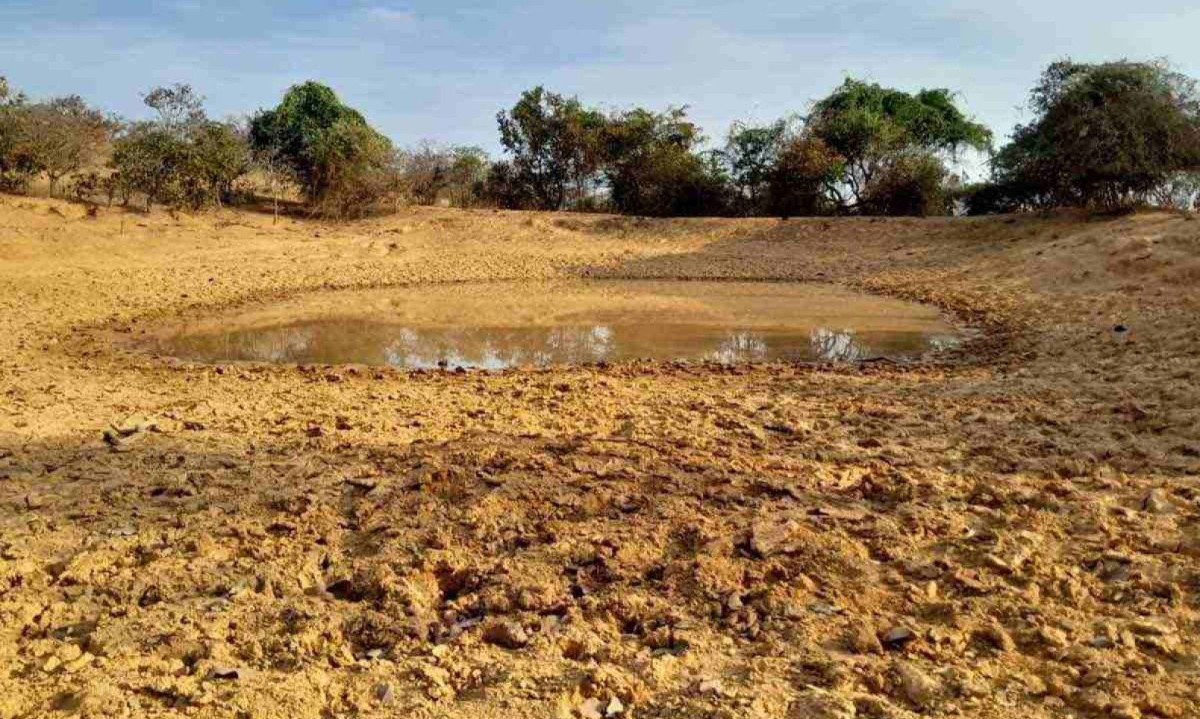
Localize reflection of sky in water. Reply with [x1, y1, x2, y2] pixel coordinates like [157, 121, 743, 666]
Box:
[165, 321, 961, 369]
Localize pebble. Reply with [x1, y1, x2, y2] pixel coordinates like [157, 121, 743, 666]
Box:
[896, 661, 940, 707]
[1143, 489, 1171, 514]
[375, 682, 395, 705]
[848, 622, 882, 654]
[578, 698, 604, 719]
[482, 620, 529, 649]
[881, 625, 917, 649]
[1038, 626, 1070, 649]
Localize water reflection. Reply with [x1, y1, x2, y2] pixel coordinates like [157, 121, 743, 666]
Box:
[163, 321, 955, 369]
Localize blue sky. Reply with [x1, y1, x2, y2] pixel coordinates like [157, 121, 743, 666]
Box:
[3, 0, 1198, 176]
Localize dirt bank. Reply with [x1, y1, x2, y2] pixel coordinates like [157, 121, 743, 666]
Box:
[1, 196, 1198, 719]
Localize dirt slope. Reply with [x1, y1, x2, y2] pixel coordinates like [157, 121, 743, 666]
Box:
[1, 196, 1199, 719]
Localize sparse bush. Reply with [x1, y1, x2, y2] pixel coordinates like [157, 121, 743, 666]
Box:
[399, 142, 489, 206]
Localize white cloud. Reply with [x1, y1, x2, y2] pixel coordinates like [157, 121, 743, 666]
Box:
[363, 6, 418, 26]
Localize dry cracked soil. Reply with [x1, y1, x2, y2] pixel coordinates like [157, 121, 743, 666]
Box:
[1, 195, 1199, 719]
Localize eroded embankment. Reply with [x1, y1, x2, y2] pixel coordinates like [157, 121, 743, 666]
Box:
[1, 197, 1199, 719]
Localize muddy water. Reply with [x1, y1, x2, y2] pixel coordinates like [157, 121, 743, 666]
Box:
[153, 280, 966, 368]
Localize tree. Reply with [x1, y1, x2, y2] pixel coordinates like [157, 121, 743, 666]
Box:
[988, 60, 1200, 211]
[767, 135, 843, 217]
[143, 84, 206, 137]
[807, 79, 991, 213]
[496, 87, 604, 210]
[723, 119, 795, 214]
[110, 122, 187, 209]
[108, 84, 249, 210]
[600, 106, 729, 217]
[480, 160, 533, 209]
[20, 96, 112, 196]
[186, 120, 250, 206]
[250, 81, 397, 215]
[399, 142, 489, 206]
[0, 76, 38, 192]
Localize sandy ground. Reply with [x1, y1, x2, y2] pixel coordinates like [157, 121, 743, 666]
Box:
[1, 196, 1199, 719]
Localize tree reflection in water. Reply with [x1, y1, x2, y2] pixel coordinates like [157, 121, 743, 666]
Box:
[383, 325, 615, 369]
[166, 323, 918, 367]
[808, 327, 871, 361]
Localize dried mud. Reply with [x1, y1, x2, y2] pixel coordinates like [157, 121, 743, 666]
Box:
[1, 197, 1199, 719]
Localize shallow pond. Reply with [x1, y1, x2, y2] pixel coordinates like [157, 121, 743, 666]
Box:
[153, 280, 966, 369]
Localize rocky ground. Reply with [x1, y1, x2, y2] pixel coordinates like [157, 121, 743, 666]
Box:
[1, 196, 1198, 719]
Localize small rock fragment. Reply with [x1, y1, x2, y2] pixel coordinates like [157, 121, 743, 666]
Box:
[1143, 489, 1171, 514]
[578, 697, 604, 719]
[896, 661, 940, 707]
[788, 687, 858, 719]
[981, 622, 1016, 652]
[848, 622, 882, 654]
[375, 682, 395, 705]
[1038, 626, 1070, 649]
[482, 620, 529, 649]
[881, 625, 917, 649]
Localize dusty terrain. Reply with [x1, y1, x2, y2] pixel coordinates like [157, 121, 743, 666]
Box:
[1, 196, 1199, 719]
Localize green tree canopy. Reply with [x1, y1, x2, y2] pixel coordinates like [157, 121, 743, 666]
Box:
[249, 81, 395, 209]
[988, 60, 1200, 211]
[496, 86, 605, 210]
[807, 78, 992, 212]
[723, 119, 794, 214]
[600, 106, 728, 217]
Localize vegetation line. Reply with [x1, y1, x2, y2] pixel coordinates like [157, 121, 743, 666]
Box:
[2, 59, 1198, 218]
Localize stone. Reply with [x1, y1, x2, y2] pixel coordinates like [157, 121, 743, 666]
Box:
[881, 625, 917, 649]
[848, 622, 882, 654]
[748, 519, 794, 558]
[981, 622, 1016, 652]
[375, 682, 395, 705]
[896, 661, 939, 708]
[1143, 489, 1171, 514]
[1038, 626, 1069, 649]
[482, 620, 529, 649]
[605, 696, 625, 716]
[578, 698, 604, 719]
[787, 687, 858, 719]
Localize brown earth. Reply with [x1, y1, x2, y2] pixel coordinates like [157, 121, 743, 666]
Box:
[1, 195, 1199, 719]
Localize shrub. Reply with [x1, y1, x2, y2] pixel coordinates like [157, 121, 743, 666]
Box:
[399, 143, 489, 206]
